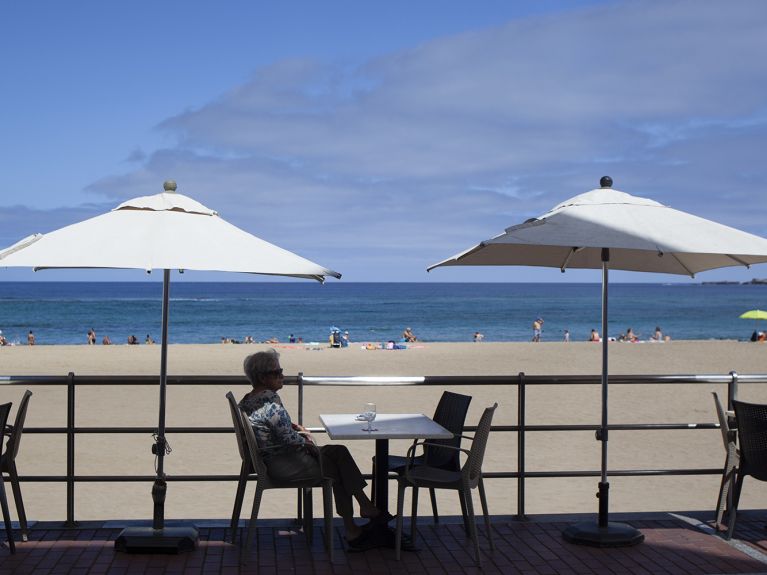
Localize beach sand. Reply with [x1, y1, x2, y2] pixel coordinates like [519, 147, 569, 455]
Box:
[1, 340, 766, 523]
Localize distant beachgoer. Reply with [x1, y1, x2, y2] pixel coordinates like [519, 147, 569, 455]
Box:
[342, 331, 350, 347]
[87, 328, 96, 345]
[128, 335, 139, 345]
[626, 328, 639, 342]
[589, 329, 600, 342]
[402, 327, 417, 342]
[563, 330, 570, 343]
[145, 334, 155, 345]
[297, 336, 304, 343]
[330, 329, 341, 348]
[27, 330, 35, 346]
[473, 331, 484, 342]
[102, 335, 112, 345]
[0, 331, 7, 346]
[532, 318, 543, 342]
[289, 334, 296, 343]
[652, 326, 663, 341]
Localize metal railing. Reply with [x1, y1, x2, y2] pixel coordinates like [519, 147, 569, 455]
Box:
[0, 370, 754, 525]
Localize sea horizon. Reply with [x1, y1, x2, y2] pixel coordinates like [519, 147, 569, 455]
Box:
[1, 281, 765, 346]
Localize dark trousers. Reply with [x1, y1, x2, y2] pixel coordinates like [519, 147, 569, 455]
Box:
[320, 444, 367, 518]
[267, 444, 367, 518]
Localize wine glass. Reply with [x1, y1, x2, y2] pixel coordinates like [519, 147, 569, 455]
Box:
[361, 402, 377, 432]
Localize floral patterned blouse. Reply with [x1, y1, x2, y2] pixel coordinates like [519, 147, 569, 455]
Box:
[239, 389, 306, 457]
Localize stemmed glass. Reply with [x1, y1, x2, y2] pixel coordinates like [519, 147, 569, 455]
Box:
[361, 402, 377, 432]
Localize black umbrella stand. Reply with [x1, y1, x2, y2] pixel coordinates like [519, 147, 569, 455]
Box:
[115, 269, 199, 553]
[562, 249, 644, 547]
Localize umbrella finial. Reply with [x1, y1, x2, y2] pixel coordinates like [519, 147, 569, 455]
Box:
[163, 180, 177, 193]
[599, 176, 613, 188]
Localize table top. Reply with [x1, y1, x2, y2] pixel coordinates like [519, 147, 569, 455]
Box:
[319, 413, 453, 440]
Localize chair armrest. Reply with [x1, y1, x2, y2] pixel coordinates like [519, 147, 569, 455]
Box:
[404, 441, 471, 467]
[3, 424, 12, 437]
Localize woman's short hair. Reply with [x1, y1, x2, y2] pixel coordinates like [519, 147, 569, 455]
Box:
[243, 349, 280, 386]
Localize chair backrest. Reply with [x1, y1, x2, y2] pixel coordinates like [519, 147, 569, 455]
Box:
[226, 391, 249, 464]
[712, 391, 736, 450]
[733, 399, 767, 481]
[237, 406, 271, 480]
[462, 403, 497, 486]
[0, 403, 12, 455]
[6, 390, 32, 462]
[426, 391, 472, 469]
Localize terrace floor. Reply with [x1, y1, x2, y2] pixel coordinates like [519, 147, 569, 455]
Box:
[2, 511, 767, 575]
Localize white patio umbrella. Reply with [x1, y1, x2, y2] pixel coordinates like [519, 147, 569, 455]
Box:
[428, 176, 767, 547]
[0, 180, 341, 551]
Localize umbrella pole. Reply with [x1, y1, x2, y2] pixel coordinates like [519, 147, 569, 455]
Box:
[152, 269, 171, 530]
[114, 269, 199, 553]
[562, 249, 644, 547]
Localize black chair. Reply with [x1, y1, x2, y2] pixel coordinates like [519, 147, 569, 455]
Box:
[395, 403, 497, 565]
[225, 391, 255, 544]
[0, 402, 16, 554]
[728, 399, 767, 539]
[372, 391, 471, 523]
[236, 406, 334, 564]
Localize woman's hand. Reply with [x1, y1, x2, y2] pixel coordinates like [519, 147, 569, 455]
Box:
[292, 423, 315, 445]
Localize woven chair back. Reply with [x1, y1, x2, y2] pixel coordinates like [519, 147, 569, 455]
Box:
[6, 391, 32, 463]
[733, 400, 767, 482]
[425, 391, 472, 470]
[464, 403, 497, 485]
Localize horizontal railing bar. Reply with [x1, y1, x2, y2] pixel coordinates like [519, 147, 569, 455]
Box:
[2, 373, 766, 386]
[13, 468, 722, 484]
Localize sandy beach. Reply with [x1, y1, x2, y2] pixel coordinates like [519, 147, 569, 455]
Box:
[1, 340, 767, 523]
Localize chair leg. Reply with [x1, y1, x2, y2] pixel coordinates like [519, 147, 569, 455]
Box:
[303, 489, 314, 544]
[410, 486, 419, 544]
[478, 477, 493, 550]
[0, 476, 16, 554]
[726, 473, 744, 540]
[429, 488, 439, 524]
[459, 487, 470, 536]
[395, 480, 407, 561]
[8, 463, 28, 542]
[241, 485, 263, 565]
[322, 480, 334, 562]
[461, 487, 481, 566]
[230, 463, 249, 544]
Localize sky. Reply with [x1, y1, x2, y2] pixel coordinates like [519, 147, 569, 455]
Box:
[2, 0, 767, 283]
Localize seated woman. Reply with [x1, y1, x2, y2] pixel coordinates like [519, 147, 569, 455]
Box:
[239, 350, 391, 546]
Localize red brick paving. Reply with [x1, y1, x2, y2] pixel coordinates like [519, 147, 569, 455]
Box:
[1, 513, 767, 574]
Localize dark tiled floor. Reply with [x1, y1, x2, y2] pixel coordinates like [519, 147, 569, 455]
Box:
[2, 512, 767, 574]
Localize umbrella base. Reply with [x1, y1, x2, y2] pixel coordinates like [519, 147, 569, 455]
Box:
[562, 521, 644, 548]
[114, 526, 198, 554]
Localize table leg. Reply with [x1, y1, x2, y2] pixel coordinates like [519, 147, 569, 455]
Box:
[374, 439, 389, 511]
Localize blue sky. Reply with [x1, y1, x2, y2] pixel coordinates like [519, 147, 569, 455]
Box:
[2, 0, 767, 283]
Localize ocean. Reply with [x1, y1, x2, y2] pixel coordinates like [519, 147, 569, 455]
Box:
[0, 282, 764, 346]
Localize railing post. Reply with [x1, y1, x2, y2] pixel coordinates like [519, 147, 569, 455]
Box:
[296, 372, 304, 523]
[728, 371, 738, 410]
[65, 372, 77, 527]
[517, 372, 526, 520]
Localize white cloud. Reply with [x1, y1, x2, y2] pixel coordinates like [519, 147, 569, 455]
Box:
[12, 0, 767, 281]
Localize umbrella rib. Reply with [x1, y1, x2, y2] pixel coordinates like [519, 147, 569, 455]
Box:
[560, 247, 583, 272]
[728, 255, 751, 268]
[664, 251, 695, 277]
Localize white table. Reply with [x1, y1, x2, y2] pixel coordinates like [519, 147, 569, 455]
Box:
[319, 413, 453, 511]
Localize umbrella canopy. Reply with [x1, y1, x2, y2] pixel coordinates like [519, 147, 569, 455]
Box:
[0, 181, 340, 543]
[0, 186, 339, 281]
[429, 176, 767, 547]
[430, 186, 767, 275]
[740, 309, 767, 320]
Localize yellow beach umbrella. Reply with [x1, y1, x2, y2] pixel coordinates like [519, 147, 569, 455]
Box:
[740, 309, 767, 320]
